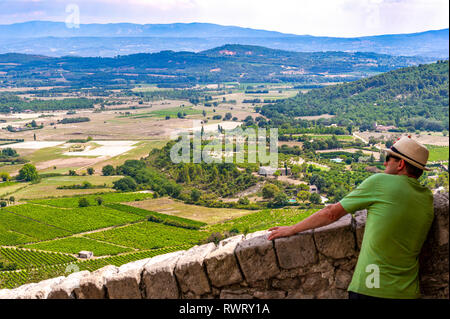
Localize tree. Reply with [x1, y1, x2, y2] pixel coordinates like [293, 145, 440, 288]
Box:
[0, 172, 10, 181]
[102, 165, 115, 176]
[190, 189, 202, 202]
[238, 196, 250, 205]
[0, 201, 6, 208]
[96, 197, 103, 205]
[78, 198, 90, 207]
[310, 192, 321, 204]
[68, 170, 77, 176]
[9, 196, 15, 204]
[113, 176, 137, 191]
[18, 164, 39, 182]
[87, 167, 95, 175]
[297, 190, 310, 202]
[262, 184, 279, 199]
[273, 191, 289, 206]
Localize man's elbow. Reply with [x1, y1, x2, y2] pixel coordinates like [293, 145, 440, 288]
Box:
[323, 203, 347, 222]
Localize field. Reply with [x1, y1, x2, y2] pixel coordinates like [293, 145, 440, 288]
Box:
[426, 145, 449, 162]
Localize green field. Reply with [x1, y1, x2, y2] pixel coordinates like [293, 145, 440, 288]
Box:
[118, 106, 203, 119]
[0, 188, 320, 289]
[426, 145, 449, 162]
[23, 237, 133, 256]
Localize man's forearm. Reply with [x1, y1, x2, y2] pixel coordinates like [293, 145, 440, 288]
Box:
[291, 204, 341, 233]
[268, 203, 348, 240]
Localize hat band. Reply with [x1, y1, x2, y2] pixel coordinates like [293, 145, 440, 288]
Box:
[390, 146, 426, 167]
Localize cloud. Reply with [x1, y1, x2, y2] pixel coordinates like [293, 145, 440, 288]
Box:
[0, 0, 448, 36]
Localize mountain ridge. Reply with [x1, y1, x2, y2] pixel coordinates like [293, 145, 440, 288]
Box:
[0, 21, 447, 58]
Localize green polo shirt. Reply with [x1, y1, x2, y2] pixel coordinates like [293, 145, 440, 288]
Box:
[339, 173, 434, 299]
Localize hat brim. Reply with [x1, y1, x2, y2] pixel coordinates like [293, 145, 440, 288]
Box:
[382, 148, 431, 171]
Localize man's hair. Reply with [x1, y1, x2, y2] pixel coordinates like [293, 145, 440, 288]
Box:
[404, 161, 424, 178]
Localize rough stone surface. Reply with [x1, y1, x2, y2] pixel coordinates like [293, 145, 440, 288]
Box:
[175, 243, 216, 296]
[274, 230, 317, 269]
[205, 235, 244, 287]
[142, 251, 185, 299]
[314, 214, 356, 259]
[105, 258, 151, 299]
[47, 271, 90, 299]
[75, 265, 118, 299]
[235, 231, 280, 283]
[354, 210, 367, 250]
[18, 276, 65, 299]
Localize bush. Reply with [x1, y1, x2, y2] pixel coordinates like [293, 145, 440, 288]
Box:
[78, 198, 90, 207]
[113, 176, 137, 192]
[262, 184, 279, 199]
[102, 165, 115, 176]
[18, 164, 39, 182]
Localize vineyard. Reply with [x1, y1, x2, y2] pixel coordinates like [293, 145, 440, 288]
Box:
[0, 191, 319, 289]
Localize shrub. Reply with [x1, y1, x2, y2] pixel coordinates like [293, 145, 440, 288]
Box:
[78, 198, 90, 207]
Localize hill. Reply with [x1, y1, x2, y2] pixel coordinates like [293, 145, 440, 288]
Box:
[0, 45, 435, 88]
[260, 61, 449, 131]
[0, 21, 447, 58]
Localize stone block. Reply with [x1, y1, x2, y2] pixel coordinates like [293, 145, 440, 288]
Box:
[75, 265, 118, 299]
[47, 271, 90, 299]
[335, 269, 353, 289]
[205, 235, 244, 287]
[105, 258, 152, 299]
[235, 231, 280, 283]
[174, 243, 216, 296]
[18, 276, 65, 299]
[301, 273, 329, 296]
[313, 214, 356, 259]
[274, 230, 317, 269]
[432, 193, 449, 246]
[354, 210, 367, 250]
[142, 251, 185, 299]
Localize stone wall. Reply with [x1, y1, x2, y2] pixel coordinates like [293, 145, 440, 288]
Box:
[0, 193, 447, 299]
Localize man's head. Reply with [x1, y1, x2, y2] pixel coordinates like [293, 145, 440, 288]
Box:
[383, 136, 430, 178]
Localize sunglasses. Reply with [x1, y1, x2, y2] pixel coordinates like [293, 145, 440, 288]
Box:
[385, 154, 401, 162]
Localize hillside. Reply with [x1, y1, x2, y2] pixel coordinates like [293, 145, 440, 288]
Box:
[261, 61, 449, 131]
[0, 22, 447, 58]
[0, 45, 435, 88]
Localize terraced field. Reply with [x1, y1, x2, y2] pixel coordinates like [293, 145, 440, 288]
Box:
[0, 190, 318, 289]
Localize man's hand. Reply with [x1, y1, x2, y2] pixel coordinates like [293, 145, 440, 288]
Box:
[268, 225, 296, 240]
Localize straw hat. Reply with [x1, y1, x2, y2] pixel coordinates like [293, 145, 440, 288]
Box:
[383, 136, 430, 171]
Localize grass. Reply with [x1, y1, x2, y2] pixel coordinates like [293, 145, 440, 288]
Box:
[207, 208, 317, 234]
[426, 145, 449, 162]
[23, 237, 133, 256]
[29, 192, 156, 208]
[127, 197, 258, 224]
[86, 221, 210, 250]
[9, 175, 121, 200]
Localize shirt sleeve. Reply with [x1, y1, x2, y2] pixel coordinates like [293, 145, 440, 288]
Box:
[339, 174, 379, 215]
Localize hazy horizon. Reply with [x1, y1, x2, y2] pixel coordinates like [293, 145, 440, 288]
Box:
[0, 0, 448, 38]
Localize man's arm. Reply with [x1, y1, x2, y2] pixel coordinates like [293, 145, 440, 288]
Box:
[267, 202, 349, 240]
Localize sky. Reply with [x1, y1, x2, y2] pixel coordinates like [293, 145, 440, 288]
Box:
[0, 0, 448, 37]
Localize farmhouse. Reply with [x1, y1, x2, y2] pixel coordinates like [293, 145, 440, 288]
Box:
[78, 251, 94, 259]
[309, 185, 318, 193]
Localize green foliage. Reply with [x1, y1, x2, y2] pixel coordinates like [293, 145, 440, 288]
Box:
[102, 164, 115, 176]
[262, 184, 280, 199]
[112, 176, 137, 192]
[17, 164, 39, 182]
[78, 198, 90, 207]
[262, 61, 449, 131]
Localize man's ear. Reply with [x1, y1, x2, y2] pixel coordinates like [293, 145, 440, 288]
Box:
[398, 159, 406, 171]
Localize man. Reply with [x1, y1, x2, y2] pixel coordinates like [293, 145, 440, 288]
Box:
[268, 136, 434, 299]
